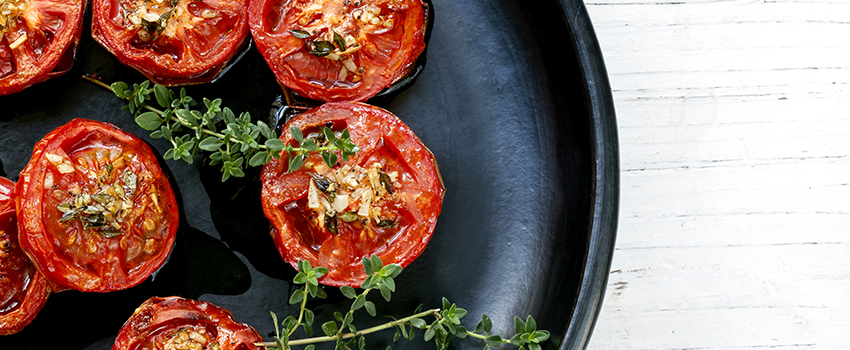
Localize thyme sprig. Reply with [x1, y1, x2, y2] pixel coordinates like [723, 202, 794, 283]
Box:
[260, 256, 550, 350]
[85, 78, 359, 181]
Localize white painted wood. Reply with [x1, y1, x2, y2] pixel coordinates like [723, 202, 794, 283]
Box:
[584, 0, 850, 349]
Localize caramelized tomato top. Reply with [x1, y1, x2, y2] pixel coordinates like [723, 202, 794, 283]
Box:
[261, 102, 444, 287]
[112, 296, 263, 350]
[0, 0, 85, 95]
[16, 119, 179, 292]
[249, 0, 427, 102]
[0, 176, 50, 335]
[91, 0, 249, 85]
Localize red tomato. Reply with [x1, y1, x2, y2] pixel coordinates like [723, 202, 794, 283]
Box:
[261, 102, 444, 287]
[91, 0, 250, 86]
[248, 0, 428, 102]
[16, 119, 179, 292]
[0, 176, 50, 335]
[0, 0, 85, 95]
[113, 296, 263, 350]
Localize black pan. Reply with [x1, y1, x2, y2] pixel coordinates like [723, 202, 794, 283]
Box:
[0, 0, 618, 349]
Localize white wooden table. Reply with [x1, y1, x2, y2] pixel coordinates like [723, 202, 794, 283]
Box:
[583, 1, 849, 348]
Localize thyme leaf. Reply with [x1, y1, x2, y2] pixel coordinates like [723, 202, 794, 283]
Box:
[156, 9, 174, 35]
[87, 78, 360, 182]
[258, 256, 550, 350]
[308, 41, 335, 57]
[289, 29, 311, 39]
[140, 18, 157, 33]
[333, 30, 347, 52]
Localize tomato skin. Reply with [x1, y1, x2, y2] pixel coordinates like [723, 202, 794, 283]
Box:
[0, 177, 50, 335]
[91, 0, 250, 86]
[15, 119, 179, 293]
[113, 296, 263, 350]
[261, 102, 444, 287]
[0, 0, 85, 95]
[248, 0, 427, 102]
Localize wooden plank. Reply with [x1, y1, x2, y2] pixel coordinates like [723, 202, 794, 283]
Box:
[583, 0, 850, 348]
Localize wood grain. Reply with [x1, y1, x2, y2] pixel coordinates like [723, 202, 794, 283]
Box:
[584, 0, 849, 348]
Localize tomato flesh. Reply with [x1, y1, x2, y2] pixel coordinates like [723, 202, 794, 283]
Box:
[261, 102, 444, 287]
[113, 296, 263, 350]
[16, 119, 179, 292]
[0, 177, 50, 335]
[0, 0, 85, 95]
[249, 0, 427, 102]
[92, 0, 250, 86]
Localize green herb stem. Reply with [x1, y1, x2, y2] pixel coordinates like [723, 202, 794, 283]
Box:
[289, 284, 311, 338]
[256, 309, 441, 348]
[84, 76, 360, 181]
[83, 75, 115, 92]
[84, 75, 249, 148]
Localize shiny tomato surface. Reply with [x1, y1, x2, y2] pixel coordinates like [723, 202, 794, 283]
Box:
[249, 0, 427, 102]
[92, 0, 249, 85]
[0, 0, 85, 95]
[16, 119, 179, 292]
[261, 102, 444, 287]
[113, 296, 263, 350]
[0, 177, 50, 335]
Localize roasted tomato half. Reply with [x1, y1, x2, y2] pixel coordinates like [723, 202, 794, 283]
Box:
[92, 0, 250, 85]
[113, 296, 263, 350]
[261, 102, 444, 287]
[0, 0, 85, 95]
[0, 177, 50, 335]
[248, 0, 427, 102]
[16, 119, 179, 292]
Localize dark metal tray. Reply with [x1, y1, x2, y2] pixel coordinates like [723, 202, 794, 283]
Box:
[0, 0, 618, 349]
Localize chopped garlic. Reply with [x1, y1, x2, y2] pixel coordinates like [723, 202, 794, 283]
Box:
[46, 153, 75, 174]
[345, 35, 357, 47]
[150, 193, 161, 213]
[128, 14, 142, 26]
[319, 195, 333, 213]
[361, 11, 374, 23]
[338, 66, 348, 81]
[45, 153, 63, 164]
[358, 190, 372, 217]
[142, 12, 160, 22]
[308, 179, 320, 209]
[332, 194, 349, 213]
[8, 33, 26, 49]
[367, 165, 382, 194]
[351, 187, 365, 203]
[343, 59, 357, 73]
[44, 172, 54, 188]
[122, 200, 133, 217]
